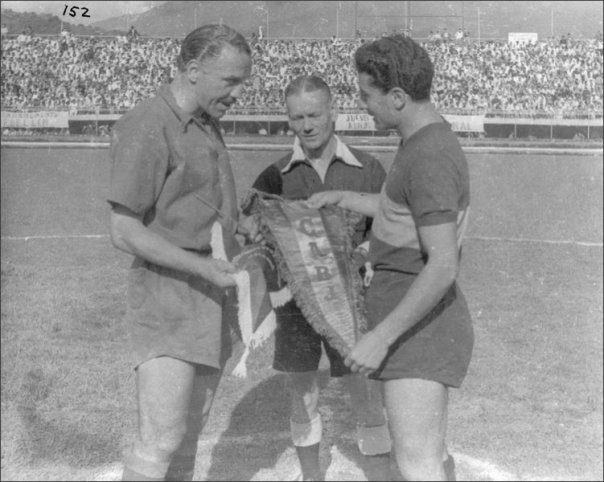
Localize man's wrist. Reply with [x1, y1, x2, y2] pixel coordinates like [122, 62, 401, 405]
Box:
[371, 327, 392, 347]
[339, 190, 351, 208]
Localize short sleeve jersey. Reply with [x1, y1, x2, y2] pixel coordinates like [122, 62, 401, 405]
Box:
[251, 136, 386, 247]
[107, 85, 238, 251]
[370, 122, 470, 274]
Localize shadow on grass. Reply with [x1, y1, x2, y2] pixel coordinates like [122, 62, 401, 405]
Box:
[207, 373, 292, 480]
[206, 371, 389, 481]
[17, 368, 121, 468]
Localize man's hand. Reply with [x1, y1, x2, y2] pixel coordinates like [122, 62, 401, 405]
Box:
[345, 330, 390, 375]
[306, 190, 346, 209]
[199, 258, 238, 288]
[351, 243, 369, 271]
[237, 214, 264, 244]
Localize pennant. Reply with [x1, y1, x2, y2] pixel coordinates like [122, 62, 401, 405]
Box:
[241, 191, 367, 359]
[230, 244, 291, 377]
[210, 221, 290, 378]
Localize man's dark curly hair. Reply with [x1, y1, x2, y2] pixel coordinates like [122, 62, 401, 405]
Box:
[354, 34, 433, 101]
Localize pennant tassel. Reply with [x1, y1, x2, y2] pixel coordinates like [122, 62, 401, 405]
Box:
[230, 256, 278, 378]
[269, 286, 292, 308]
[210, 221, 228, 261]
[231, 345, 251, 378]
[248, 310, 276, 348]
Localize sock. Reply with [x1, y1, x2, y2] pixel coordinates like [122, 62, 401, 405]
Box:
[443, 455, 456, 481]
[357, 422, 392, 456]
[122, 466, 166, 481]
[295, 443, 322, 480]
[122, 449, 170, 481]
[290, 415, 323, 480]
[361, 452, 392, 482]
[164, 445, 197, 481]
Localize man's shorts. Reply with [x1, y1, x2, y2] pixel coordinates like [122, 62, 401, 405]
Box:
[273, 300, 351, 377]
[125, 256, 233, 370]
[365, 270, 474, 388]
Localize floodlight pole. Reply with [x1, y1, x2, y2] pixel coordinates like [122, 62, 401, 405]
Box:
[461, 1, 465, 31]
[336, 2, 340, 38]
[477, 6, 480, 43]
[266, 6, 269, 40]
[550, 7, 554, 38]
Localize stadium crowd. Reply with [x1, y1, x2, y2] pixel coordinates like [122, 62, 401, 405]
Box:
[1, 33, 602, 115]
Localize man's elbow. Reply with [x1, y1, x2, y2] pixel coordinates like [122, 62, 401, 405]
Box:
[431, 257, 460, 286]
[109, 213, 136, 254]
[110, 224, 130, 253]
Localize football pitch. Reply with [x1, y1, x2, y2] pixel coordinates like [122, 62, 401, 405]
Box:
[1, 144, 602, 481]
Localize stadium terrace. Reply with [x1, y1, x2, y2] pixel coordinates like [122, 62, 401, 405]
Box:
[1, 34, 603, 116]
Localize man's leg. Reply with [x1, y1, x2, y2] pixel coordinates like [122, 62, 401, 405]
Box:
[344, 374, 392, 480]
[122, 357, 197, 481]
[344, 374, 390, 454]
[383, 378, 449, 482]
[165, 365, 222, 481]
[289, 370, 323, 481]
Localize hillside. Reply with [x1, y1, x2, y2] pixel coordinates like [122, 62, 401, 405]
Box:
[92, 1, 603, 40]
[0, 8, 126, 36]
[2, 1, 602, 40]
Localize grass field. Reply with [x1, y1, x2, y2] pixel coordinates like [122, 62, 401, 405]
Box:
[1, 144, 602, 481]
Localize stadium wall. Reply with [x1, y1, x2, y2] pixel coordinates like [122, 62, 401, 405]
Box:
[2, 111, 602, 140]
[59, 115, 604, 140]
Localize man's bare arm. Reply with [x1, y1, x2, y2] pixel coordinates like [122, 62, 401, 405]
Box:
[110, 204, 237, 288]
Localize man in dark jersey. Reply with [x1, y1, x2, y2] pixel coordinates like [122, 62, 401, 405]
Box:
[309, 35, 474, 481]
[248, 75, 390, 481]
[108, 25, 252, 481]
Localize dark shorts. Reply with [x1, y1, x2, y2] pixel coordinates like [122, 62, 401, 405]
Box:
[125, 256, 234, 370]
[273, 300, 351, 377]
[365, 270, 474, 388]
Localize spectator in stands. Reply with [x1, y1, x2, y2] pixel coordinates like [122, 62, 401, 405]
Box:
[127, 25, 140, 41]
[433, 29, 442, 43]
[455, 28, 464, 42]
[1, 24, 8, 39]
[1, 34, 602, 116]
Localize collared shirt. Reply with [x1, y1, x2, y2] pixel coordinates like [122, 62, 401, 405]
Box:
[251, 135, 386, 247]
[280, 135, 364, 177]
[108, 84, 238, 251]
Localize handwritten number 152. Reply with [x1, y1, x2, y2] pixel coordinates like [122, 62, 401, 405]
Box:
[62, 5, 91, 17]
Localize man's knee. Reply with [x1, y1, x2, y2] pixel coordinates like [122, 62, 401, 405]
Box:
[157, 430, 187, 456]
[396, 447, 444, 480]
[141, 422, 188, 458]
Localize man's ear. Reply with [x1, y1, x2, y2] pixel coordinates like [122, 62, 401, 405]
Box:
[330, 101, 339, 123]
[185, 58, 201, 83]
[389, 87, 408, 111]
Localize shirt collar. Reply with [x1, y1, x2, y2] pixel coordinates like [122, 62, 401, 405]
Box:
[281, 135, 363, 174]
[158, 85, 212, 132]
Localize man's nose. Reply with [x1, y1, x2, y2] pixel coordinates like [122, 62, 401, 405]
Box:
[231, 83, 245, 99]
